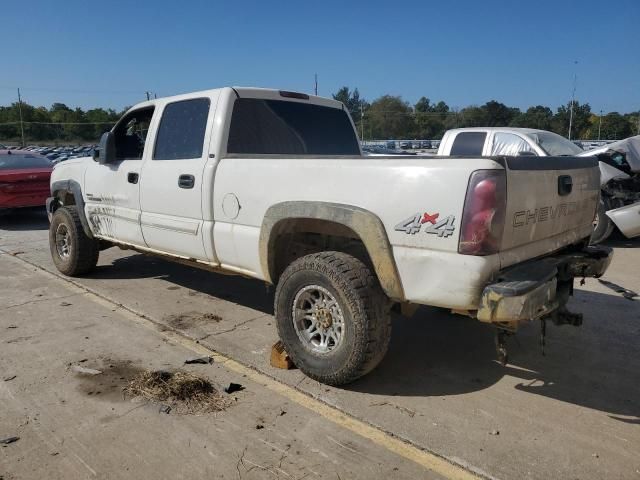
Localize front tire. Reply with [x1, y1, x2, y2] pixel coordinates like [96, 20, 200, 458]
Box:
[274, 251, 391, 386]
[49, 206, 99, 276]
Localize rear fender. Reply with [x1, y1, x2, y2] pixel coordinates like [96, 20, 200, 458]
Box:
[259, 201, 404, 301]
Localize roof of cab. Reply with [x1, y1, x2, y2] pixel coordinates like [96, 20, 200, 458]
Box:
[446, 127, 546, 135]
[129, 87, 344, 112]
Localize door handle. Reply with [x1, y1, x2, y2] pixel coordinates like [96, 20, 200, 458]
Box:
[178, 174, 195, 189]
[558, 175, 572, 196]
[127, 172, 139, 184]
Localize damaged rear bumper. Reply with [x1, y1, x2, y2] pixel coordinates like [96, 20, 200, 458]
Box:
[477, 246, 612, 324]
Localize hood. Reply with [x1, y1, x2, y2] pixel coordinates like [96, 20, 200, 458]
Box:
[579, 135, 640, 173]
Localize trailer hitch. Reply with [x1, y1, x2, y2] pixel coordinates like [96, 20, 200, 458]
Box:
[494, 326, 514, 366]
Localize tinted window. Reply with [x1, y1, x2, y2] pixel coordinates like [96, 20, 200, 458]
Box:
[0, 154, 52, 170]
[450, 132, 487, 156]
[227, 99, 360, 155]
[154, 98, 210, 160]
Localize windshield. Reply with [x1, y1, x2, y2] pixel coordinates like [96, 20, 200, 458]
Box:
[526, 131, 583, 156]
[0, 154, 52, 170]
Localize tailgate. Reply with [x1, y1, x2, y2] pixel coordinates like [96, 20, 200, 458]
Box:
[500, 156, 600, 265]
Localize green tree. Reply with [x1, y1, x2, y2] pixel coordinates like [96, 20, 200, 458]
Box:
[366, 95, 415, 139]
[413, 97, 450, 138]
[510, 106, 554, 130]
[552, 101, 591, 139]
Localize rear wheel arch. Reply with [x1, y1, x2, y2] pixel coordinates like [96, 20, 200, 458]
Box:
[259, 202, 404, 301]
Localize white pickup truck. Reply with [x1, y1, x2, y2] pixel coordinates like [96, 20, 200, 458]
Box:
[47, 87, 612, 385]
[438, 127, 640, 243]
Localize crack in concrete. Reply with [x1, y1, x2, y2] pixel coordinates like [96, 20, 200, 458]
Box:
[4, 293, 84, 310]
[198, 314, 269, 340]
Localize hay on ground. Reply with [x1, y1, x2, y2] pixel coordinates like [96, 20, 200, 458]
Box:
[124, 370, 230, 414]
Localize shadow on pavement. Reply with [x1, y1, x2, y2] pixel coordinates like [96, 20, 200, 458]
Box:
[603, 230, 640, 248]
[349, 290, 639, 422]
[0, 208, 49, 231]
[87, 251, 274, 315]
[88, 250, 639, 422]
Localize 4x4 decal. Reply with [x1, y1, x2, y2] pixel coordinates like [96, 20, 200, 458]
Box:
[395, 212, 456, 237]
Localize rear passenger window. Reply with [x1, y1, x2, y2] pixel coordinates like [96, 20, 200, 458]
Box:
[153, 98, 210, 160]
[450, 132, 487, 156]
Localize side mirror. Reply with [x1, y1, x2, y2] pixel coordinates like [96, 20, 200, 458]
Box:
[94, 132, 116, 164]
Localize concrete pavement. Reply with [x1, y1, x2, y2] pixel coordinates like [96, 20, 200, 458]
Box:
[1, 209, 639, 479]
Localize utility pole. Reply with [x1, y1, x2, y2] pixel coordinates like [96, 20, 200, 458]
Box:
[314, 74, 318, 96]
[568, 61, 578, 140]
[598, 110, 602, 141]
[16, 88, 25, 147]
[360, 103, 364, 141]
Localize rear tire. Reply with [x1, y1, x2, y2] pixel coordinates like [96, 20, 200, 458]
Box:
[49, 206, 99, 276]
[274, 251, 391, 386]
[590, 197, 615, 245]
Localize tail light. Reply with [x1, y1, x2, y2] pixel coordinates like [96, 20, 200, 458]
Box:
[458, 170, 506, 256]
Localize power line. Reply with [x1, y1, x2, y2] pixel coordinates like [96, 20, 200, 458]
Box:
[0, 85, 147, 95]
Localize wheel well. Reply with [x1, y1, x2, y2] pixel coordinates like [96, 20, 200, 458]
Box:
[269, 219, 374, 284]
[52, 190, 76, 210]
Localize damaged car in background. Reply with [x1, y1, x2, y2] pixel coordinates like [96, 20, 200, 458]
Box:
[437, 129, 640, 243]
[578, 136, 640, 243]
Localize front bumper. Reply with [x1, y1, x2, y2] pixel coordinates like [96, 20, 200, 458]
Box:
[477, 246, 612, 324]
[607, 200, 640, 239]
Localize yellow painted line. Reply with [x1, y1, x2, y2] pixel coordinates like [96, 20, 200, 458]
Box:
[4, 252, 481, 480]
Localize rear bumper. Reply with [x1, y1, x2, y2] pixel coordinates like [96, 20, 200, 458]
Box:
[606, 200, 640, 239]
[477, 246, 612, 324]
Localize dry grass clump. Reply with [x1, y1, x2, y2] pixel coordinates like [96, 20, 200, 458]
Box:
[124, 370, 230, 414]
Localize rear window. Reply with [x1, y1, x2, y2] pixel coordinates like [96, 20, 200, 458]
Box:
[227, 99, 360, 155]
[450, 132, 487, 156]
[0, 154, 51, 170]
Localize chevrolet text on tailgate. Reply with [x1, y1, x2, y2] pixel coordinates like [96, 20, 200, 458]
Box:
[47, 87, 612, 385]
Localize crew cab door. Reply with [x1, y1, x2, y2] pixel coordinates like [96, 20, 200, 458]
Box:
[139, 95, 217, 261]
[84, 106, 156, 246]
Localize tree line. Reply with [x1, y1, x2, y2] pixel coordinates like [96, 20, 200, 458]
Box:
[0, 102, 124, 144]
[1, 91, 638, 144]
[333, 87, 640, 141]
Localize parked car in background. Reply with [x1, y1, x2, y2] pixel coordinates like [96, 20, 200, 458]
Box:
[385, 140, 396, 149]
[420, 140, 432, 149]
[363, 146, 416, 156]
[0, 151, 52, 212]
[399, 141, 410, 149]
[437, 127, 640, 243]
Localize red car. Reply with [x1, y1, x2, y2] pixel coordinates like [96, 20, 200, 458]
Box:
[0, 151, 52, 211]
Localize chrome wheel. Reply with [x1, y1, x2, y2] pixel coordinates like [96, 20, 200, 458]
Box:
[55, 223, 71, 260]
[292, 285, 344, 354]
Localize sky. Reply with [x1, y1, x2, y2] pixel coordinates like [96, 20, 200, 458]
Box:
[1, 0, 638, 114]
